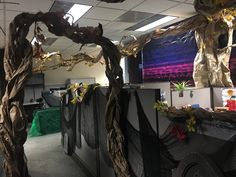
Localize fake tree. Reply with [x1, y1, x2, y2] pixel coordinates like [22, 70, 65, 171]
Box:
[1, 0, 236, 177]
[193, 0, 236, 87]
[0, 12, 130, 177]
[119, 0, 236, 88]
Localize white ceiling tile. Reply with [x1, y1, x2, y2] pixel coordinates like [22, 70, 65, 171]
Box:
[136, 17, 186, 34]
[0, 33, 5, 48]
[59, 53, 71, 59]
[103, 28, 121, 37]
[61, 43, 82, 54]
[104, 21, 136, 31]
[49, 37, 74, 48]
[6, 0, 54, 13]
[67, 43, 79, 49]
[186, 0, 195, 4]
[68, 44, 80, 51]
[45, 46, 59, 51]
[88, 49, 102, 56]
[80, 46, 100, 53]
[0, 10, 22, 21]
[133, 0, 179, 14]
[97, 0, 144, 10]
[169, 0, 186, 2]
[37, 23, 59, 38]
[57, 0, 99, 6]
[40, 30, 58, 38]
[83, 7, 126, 21]
[26, 30, 34, 42]
[161, 3, 196, 17]
[0, 20, 10, 32]
[0, 0, 198, 53]
[28, 23, 35, 33]
[118, 30, 141, 36]
[0, 19, 33, 45]
[76, 18, 110, 27]
[107, 35, 123, 42]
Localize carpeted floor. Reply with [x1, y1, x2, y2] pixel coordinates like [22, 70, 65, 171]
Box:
[25, 133, 87, 177]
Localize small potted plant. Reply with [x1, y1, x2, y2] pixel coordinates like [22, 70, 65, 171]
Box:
[172, 81, 190, 97]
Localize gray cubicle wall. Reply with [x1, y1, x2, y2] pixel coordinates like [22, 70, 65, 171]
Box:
[123, 88, 161, 177]
[134, 82, 171, 106]
[171, 87, 224, 110]
[133, 82, 172, 136]
[73, 87, 161, 177]
[74, 90, 99, 177]
[126, 89, 159, 133]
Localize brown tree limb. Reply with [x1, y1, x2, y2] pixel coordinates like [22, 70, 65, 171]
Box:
[1, 11, 130, 177]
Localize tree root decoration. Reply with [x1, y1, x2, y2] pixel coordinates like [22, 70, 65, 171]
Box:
[1, 11, 130, 177]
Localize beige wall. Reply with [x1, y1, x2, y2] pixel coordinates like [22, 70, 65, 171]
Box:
[44, 62, 108, 86]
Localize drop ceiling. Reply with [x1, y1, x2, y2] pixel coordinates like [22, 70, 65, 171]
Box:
[0, 0, 196, 57]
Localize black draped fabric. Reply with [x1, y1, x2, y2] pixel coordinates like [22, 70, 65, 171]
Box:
[123, 118, 145, 177]
[96, 88, 113, 167]
[224, 140, 236, 176]
[134, 91, 160, 177]
[161, 121, 236, 177]
[80, 87, 97, 149]
[77, 87, 177, 176]
[68, 86, 236, 177]
[121, 90, 176, 177]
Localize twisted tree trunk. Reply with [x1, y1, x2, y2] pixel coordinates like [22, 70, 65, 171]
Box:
[0, 12, 130, 177]
[193, 19, 234, 87]
[0, 13, 35, 177]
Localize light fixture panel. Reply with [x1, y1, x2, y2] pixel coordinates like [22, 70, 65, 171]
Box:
[135, 16, 177, 32]
[64, 4, 92, 25]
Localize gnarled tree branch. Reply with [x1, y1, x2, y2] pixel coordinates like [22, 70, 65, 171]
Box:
[1, 11, 130, 177]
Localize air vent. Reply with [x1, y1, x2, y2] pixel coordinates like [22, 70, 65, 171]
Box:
[115, 11, 154, 23]
[126, 14, 166, 31]
[43, 38, 57, 46]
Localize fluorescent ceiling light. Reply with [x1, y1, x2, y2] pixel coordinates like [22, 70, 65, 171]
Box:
[64, 4, 92, 25]
[135, 16, 177, 32]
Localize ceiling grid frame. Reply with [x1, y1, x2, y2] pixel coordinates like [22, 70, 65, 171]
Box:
[0, 0, 196, 56]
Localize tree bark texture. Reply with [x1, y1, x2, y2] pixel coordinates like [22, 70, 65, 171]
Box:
[193, 20, 234, 87]
[0, 12, 130, 177]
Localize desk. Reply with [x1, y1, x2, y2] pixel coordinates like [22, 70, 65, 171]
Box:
[24, 102, 43, 122]
[30, 107, 61, 137]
